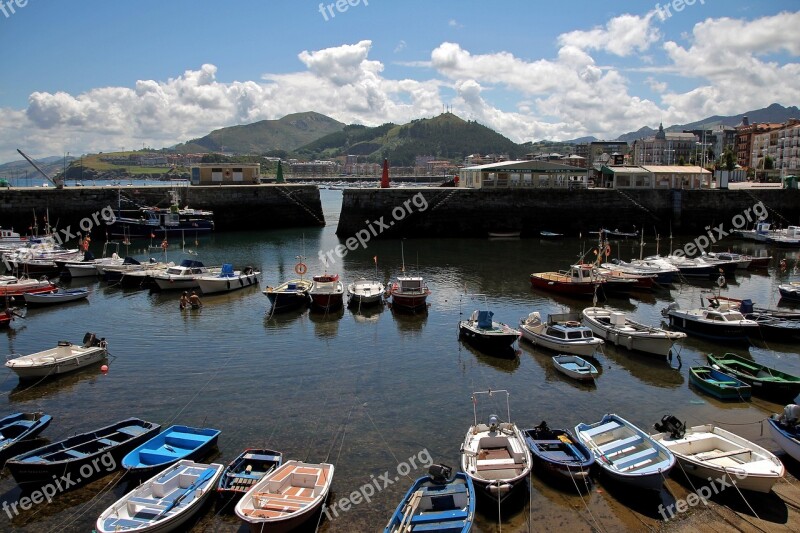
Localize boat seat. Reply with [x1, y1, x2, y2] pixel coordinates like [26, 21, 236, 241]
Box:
[411, 509, 470, 524]
[598, 435, 643, 455]
[243, 453, 280, 462]
[164, 432, 208, 449]
[706, 379, 739, 386]
[412, 522, 469, 532]
[96, 438, 115, 447]
[615, 448, 658, 470]
[64, 450, 87, 458]
[421, 484, 467, 497]
[533, 440, 566, 446]
[582, 421, 621, 438]
[695, 448, 751, 460]
[103, 517, 149, 529]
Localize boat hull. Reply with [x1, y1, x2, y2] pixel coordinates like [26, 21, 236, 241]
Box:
[309, 293, 344, 312]
[688, 366, 751, 400]
[582, 307, 684, 357]
[458, 323, 519, 354]
[0, 412, 52, 464]
[389, 293, 428, 312]
[121, 425, 221, 478]
[519, 326, 600, 356]
[529, 274, 598, 297]
[552, 355, 598, 382]
[196, 272, 259, 294]
[384, 471, 475, 533]
[153, 277, 200, 291]
[706, 353, 800, 404]
[23, 289, 89, 306]
[5, 342, 107, 380]
[667, 313, 757, 343]
[217, 448, 283, 503]
[523, 426, 593, 490]
[767, 418, 800, 463]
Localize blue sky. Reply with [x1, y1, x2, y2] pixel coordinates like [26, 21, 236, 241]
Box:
[0, 0, 797, 162]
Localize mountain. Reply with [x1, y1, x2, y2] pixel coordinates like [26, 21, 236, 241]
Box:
[564, 136, 599, 144]
[0, 155, 75, 179]
[172, 111, 346, 154]
[295, 113, 526, 165]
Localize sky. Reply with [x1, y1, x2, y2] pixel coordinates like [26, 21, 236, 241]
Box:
[0, 0, 798, 163]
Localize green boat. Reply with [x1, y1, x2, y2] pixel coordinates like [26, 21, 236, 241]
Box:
[706, 353, 800, 403]
[688, 366, 751, 401]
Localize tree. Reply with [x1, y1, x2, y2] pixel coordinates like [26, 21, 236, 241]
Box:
[678, 156, 685, 166]
[764, 156, 774, 170]
[723, 147, 735, 172]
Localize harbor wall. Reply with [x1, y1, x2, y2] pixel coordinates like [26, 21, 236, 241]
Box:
[336, 187, 800, 238]
[0, 184, 324, 235]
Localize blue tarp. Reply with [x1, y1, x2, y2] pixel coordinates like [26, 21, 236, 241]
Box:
[477, 310, 493, 329]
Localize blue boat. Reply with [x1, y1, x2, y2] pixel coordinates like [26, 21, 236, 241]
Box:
[384, 464, 475, 533]
[0, 412, 52, 465]
[121, 425, 221, 477]
[523, 421, 594, 489]
[575, 413, 675, 491]
[216, 448, 283, 503]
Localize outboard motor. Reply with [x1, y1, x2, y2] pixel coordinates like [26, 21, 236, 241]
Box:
[428, 464, 452, 485]
[782, 404, 800, 426]
[82, 332, 96, 347]
[654, 414, 686, 439]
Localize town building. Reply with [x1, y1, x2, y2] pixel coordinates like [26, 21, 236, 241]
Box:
[458, 160, 587, 189]
[190, 163, 260, 185]
[751, 118, 800, 176]
[599, 165, 712, 189]
[631, 124, 698, 166]
[734, 116, 783, 169]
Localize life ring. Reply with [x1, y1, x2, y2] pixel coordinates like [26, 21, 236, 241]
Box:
[780, 259, 787, 271]
[604, 244, 611, 256]
[717, 275, 726, 288]
[224, 169, 232, 179]
[161, 240, 169, 250]
[295, 262, 307, 275]
[566, 321, 581, 327]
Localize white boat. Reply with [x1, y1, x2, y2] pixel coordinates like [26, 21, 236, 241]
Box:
[460, 390, 532, 503]
[767, 404, 800, 463]
[153, 260, 220, 291]
[575, 413, 675, 491]
[703, 252, 751, 270]
[96, 460, 223, 533]
[581, 307, 686, 357]
[235, 460, 334, 533]
[23, 288, 89, 306]
[5, 333, 108, 380]
[552, 354, 599, 382]
[652, 416, 784, 493]
[662, 302, 759, 342]
[347, 278, 385, 307]
[65, 253, 124, 278]
[519, 311, 603, 356]
[195, 264, 259, 294]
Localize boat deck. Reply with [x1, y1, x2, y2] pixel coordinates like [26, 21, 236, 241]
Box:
[243, 463, 329, 519]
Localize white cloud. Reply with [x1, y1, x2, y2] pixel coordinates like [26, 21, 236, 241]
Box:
[558, 13, 660, 57]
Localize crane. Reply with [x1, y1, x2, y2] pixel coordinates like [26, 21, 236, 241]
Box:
[16, 149, 64, 189]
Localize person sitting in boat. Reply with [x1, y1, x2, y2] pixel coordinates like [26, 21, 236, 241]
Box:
[189, 290, 202, 309]
[179, 291, 189, 310]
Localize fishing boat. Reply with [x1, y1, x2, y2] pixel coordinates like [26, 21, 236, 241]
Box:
[107, 189, 215, 239]
[6, 417, 160, 486]
[706, 353, 800, 403]
[574, 413, 675, 491]
[688, 366, 752, 400]
[152, 260, 219, 291]
[460, 390, 532, 503]
[308, 273, 344, 312]
[458, 309, 520, 354]
[264, 278, 313, 313]
[652, 416, 784, 493]
[519, 311, 603, 356]
[779, 282, 800, 301]
[62, 242, 124, 278]
[195, 264, 259, 294]
[121, 425, 221, 477]
[23, 288, 89, 306]
[96, 460, 223, 533]
[530, 264, 604, 298]
[767, 404, 800, 463]
[102, 256, 150, 282]
[384, 464, 475, 533]
[120, 260, 177, 289]
[388, 276, 430, 312]
[620, 258, 679, 285]
[217, 448, 283, 503]
[704, 252, 752, 270]
[663, 302, 759, 342]
[346, 278, 385, 307]
[5, 332, 108, 380]
[552, 354, 599, 382]
[522, 421, 594, 489]
[581, 307, 686, 357]
[235, 460, 334, 533]
[0, 275, 57, 299]
[0, 412, 52, 464]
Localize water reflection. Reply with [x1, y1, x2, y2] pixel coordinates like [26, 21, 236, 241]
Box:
[602, 345, 684, 389]
[457, 340, 520, 374]
[309, 307, 345, 338]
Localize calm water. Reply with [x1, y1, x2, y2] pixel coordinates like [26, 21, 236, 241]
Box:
[2, 189, 800, 532]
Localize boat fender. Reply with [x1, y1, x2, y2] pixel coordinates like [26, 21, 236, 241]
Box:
[239, 277, 244, 287]
[227, 280, 231, 290]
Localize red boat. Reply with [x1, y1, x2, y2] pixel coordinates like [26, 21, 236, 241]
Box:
[388, 276, 430, 312]
[530, 265, 604, 298]
[0, 276, 58, 300]
[309, 273, 344, 312]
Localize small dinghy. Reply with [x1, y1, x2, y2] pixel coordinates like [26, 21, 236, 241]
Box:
[24, 288, 89, 306]
[0, 412, 52, 464]
[121, 425, 221, 477]
[652, 415, 785, 493]
[384, 464, 475, 533]
[688, 366, 751, 400]
[235, 460, 334, 532]
[217, 448, 283, 503]
[96, 460, 223, 533]
[767, 404, 800, 463]
[522, 421, 594, 489]
[707, 352, 800, 404]
[552, 354, 599, 382]
[264, 278, 312, 313]
[5, 332, 108, 381]
[575, 413, 675, 491]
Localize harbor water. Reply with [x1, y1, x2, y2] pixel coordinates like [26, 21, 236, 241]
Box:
[2, 189, 800, 532]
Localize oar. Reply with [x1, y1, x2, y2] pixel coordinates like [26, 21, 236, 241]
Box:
[396, 489, 423, 532]
[153, 467, 216, 521]
[557, 433, 586, 463]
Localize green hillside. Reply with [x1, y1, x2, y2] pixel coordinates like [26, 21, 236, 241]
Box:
[295, 113, 526, 165]
[172, 111, 346, 154]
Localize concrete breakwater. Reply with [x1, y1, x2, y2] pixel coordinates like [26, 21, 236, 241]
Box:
[336, 187, 800, 238]
[0, 184, 324, 234]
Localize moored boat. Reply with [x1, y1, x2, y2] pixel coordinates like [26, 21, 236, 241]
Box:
[264, 278, 312, 313]
[460, 390, 532, 503]
[195, 264, 259, 294]
[574, 413, 675, 491]
[121, 425, 221, 478]
[5, 333, 108, 380]
[153, 260, 219, 291]
[582, 306, 686, 357]
[6, 417, 160, 486]
[519, 311, 603, 356]
[96, 460, 223, 533]
[384, 464, 475, 533]
[688, 366, 752, 400]
[23, 288, 89, 306]
[0, 275, 57, 299]
[530, 264, 604, 298]
[235, 460, 334, 533]
[522, 421, 594, 489]
[458, 309, 520, 355]
[652, 416, 784, 493]
[779, 282, 800, 302]
[0, 412, 52, 464]
[767, 404, 800, 463]
[552, 354, 599, 382]
[663, 302, 759, 342]
[217, 448, 283, 503]
[346, 278, 385, 307]
[308, 273, 344, 312]
[388, 276, 430, 312]
[706, 352, 800, 404]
